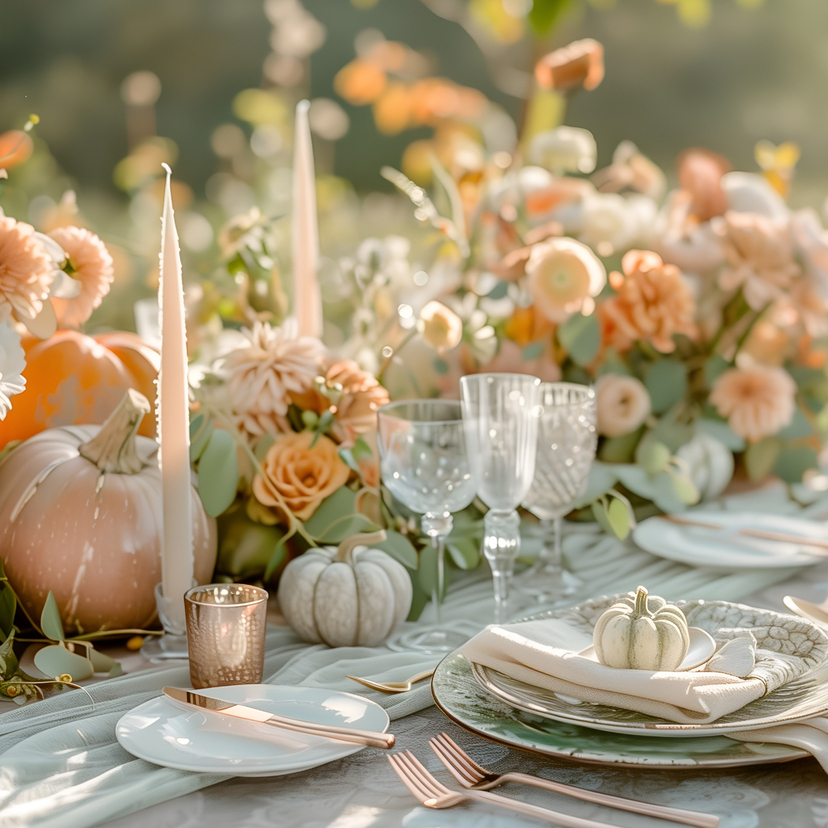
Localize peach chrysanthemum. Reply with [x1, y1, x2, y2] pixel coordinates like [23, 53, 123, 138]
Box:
[325, 359, 390, 443]
[600, 250, 696, 354]
[222, 320, 326, 439]
[709, 363, 796, 444]
[48, 227, 114, 328]
[0, 215, 55, 323]
[715, 211, 801, 311]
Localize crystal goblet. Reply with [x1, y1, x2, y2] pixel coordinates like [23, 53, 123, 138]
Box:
[377, 399, 476, 653]
[460, 373, 541, 624]
[521, 382, 597, 602]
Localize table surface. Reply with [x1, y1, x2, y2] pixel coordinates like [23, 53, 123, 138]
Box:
[5, 490, 828, 828]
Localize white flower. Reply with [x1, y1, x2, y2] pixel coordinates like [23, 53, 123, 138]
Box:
[0, 321, 25, 419]
[722, 172, 789, 222]
[577, 193, 658, 257]
[790, 208, 828, 302]
[530, 126, 597, 174]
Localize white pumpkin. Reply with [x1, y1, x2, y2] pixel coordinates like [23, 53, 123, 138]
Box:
[593, 586, 690, 671]
[676, 432, 734, 501]
[277, 531, 412, 647]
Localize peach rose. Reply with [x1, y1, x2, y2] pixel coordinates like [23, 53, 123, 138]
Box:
[595, 374, 651, 438]
[709, 364, 796, 444]
[526, 237, 606, 323]
[326, 359, 390, 442]
[252, 431, 350, 521]
[601, 250, 696, 354]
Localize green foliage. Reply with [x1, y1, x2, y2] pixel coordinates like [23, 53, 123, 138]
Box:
[303, 487, 380, 543]
[374, 530, 418, 569]
[697, 418, 746, 451]
[33, 645, 93, 681]
[745, 437, 782, 481]
[528, 0, 572, 34]
[704, 355, 730, 387]
[189, 414, 213, 464]
[558, 312, 601, 366]
[40, 592, 64, 641]
[197, 429, 240, 517]
[773, 446, 819, 483]
[645, 361, 687, 414]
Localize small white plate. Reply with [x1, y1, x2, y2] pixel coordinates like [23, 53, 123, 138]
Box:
[579, 626, 716, 671]
[116, 684, 390, 776]
[633, 511, 828, 569]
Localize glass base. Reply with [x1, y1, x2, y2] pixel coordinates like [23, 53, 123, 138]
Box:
[516, 561, 580, 603]
[386, 625, 470, 654]
[140, 632, 189, 661]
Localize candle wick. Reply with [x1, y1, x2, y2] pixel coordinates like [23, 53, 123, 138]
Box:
[162, 162, 172, 176]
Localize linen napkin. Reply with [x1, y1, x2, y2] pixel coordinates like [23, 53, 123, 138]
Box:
[460, 596, 828, 724]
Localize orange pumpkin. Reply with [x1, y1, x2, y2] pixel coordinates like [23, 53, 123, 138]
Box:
[0, 330, 159, 448]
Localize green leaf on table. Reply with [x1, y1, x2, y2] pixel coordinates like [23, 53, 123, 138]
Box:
[86, 645, 118, 674]
[189, 414, 213, 464]
[607, 497, 631, 540]
[522, 340, 545, 361]
[446, 536, 480, 570]
[745, 437, 782, 482]
[645, 361, 687, 414]
[697, 418, 746, 452]
[777, 408, 813, 441]
[704, 354, 730, 387]
[198, 429, 239, 517]
[666, 469, 700, 506]
[528, 0, 572, 33]
[374, 530, 418, 569]
[34, 644, 93, 681]
[558, 312, 600, 367]
[773, 446, 819, 483]
[0, 630, 18, 679]
[41, 591, 64, 641]
[0, 584, 16, 643]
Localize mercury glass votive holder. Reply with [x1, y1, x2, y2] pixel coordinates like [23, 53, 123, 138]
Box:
[184, 583, 268, 689]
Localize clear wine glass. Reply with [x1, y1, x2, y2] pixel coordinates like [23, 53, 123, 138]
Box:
[377, 399, 476, 653]
[520, 382, 597, 602]
[460, 373, 541, 624]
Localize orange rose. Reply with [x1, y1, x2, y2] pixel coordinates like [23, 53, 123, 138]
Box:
[252, 431, 350, 521]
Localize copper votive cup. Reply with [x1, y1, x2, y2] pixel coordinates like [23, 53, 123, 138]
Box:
[184, 583, 268, 689]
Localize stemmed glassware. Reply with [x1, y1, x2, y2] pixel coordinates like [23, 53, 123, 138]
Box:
[377, 399, 477, 653]
[520, 382, 597, 602]
[460, 373, 541, 624]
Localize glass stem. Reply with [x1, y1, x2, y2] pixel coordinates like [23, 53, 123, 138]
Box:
[483, 509, 521, 625]
[423, 513, 452, 625]
[539, 516, 563, 572]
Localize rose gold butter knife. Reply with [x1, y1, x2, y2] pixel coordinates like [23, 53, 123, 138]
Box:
[162, 687, 395, 749]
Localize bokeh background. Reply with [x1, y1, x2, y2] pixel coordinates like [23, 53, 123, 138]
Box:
[2, 0, 826, 331]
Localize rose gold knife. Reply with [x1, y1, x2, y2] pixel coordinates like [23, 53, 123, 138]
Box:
[162, 686, 395, 749]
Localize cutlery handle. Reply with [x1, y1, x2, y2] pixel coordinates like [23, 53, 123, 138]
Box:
[265, 717, 395, 749]
[469, 789, 621, 828]
[505, 772, 719, 828]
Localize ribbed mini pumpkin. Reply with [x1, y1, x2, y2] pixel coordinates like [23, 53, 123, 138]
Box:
[592, 586, 690, 671]
[277, 531, 412, 647]
[0, 390, 217, 634]
[0, 330, 159, 448]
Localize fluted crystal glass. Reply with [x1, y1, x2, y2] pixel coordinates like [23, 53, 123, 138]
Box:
[460, 373, 541, 624]
[521, 382, 597, 602]
[377, 399, 476, 653]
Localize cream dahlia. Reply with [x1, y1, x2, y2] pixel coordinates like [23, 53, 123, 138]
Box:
[0, 321, 25, 419]
[222, 320, 326, 439]
[709, 363, 796, 444]
[0, 215, 55, 323]
[48, 227, 114, 328]
[594, 374, 651, 438]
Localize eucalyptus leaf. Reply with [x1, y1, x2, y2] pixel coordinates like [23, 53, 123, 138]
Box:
[434, 357, 449, 375]
[745, 438, 782, 482]
[607, 497, 631, 540]
[189, 414, 213, 464]
[254, 433, 276, 462]
[34, 645, 93, 681]
[704, 355, 730, 387]
[338, 448, 360, 474]
[614, 465, 658, 501]
[773, 446, 819, 483]
[591, 500, 614, 537]
[777, 408, 813, 441]
[41, 591, 64, 641]
[645, 361, 687, 414]
[304, 487, 357, 537]
[522, 340, 545, 361]
[198, 429, 239, 517]
[599, 428, 642, 463]
[574, 462, 619, 508]
[86, 646, 118, 673]
[315, 514, 381, 544]
[635, 438, 671, 476]
[650, 470, 694, 513]
[374, 530, 418, 569]
[558, 312, 601, 367]
[0, 584, 15, 642]
[352, 435, 374, 462]
[446, 537, 480, 570]
[264, 534, 290, 581]
[697, 418, 746, 451]
[488, 280, 509, 300]
[416, 545, 449, 601]
[0, 631, 18, 679]
[406, 579, 429, 622]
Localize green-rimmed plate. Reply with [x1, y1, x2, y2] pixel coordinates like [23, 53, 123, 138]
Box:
[431, 652, 808, 768]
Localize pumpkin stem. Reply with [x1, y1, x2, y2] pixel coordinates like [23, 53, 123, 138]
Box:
[78, 390, 151, 474]
[633, 585, 650, 617]
[335, 530, 387, 563]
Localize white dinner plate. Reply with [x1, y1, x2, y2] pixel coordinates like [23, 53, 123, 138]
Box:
[579, 626, 716, 671]
[632, 511, 828, 569]
[116, 684, 390, 776]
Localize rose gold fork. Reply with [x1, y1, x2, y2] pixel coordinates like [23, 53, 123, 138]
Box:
[387, 750, 622, 827]
[429, 733, 719, 828]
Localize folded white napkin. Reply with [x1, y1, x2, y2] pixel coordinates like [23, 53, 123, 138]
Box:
[460, 597, 828, 724]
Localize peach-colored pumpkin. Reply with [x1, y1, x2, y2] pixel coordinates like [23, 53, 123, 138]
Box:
[0, 391, 217, 634]
[0, 330, 160, 449]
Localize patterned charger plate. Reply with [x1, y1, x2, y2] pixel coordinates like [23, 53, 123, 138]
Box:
[431, 652, 809, 769]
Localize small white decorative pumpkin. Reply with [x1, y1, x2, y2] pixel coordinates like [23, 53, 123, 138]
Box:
[277, 530, 412, 647]
[593, 586, 690, 671]
[676, 433, 734, 501]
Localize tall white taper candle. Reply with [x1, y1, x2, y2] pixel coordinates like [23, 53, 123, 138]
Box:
[157, 163, 193, 633]
[292, 99, 323, 339]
